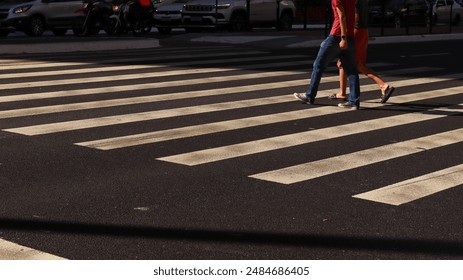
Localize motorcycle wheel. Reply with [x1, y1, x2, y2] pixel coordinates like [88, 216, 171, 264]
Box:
[105, 18, 121, 35]
[72, 17, 89, 36]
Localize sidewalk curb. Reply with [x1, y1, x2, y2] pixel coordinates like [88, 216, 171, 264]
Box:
[1, 32, 462, 54]
[286, 32, 463, 48]
[0, 38, 160, 54]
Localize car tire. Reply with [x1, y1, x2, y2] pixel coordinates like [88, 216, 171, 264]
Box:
[0, 30, 9, 37]
[27, 16, 45, 36]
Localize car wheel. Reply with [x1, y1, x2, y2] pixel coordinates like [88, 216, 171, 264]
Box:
[229, 12, 247, 32]
[52, 28, 68, 36]
[0, 30, 9, 37]
[157, 27, 172, 34]
[27, 16, 45, 36]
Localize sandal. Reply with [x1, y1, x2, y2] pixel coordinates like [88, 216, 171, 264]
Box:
[381, 85, 395, 104]
[328, 93, 347, 101]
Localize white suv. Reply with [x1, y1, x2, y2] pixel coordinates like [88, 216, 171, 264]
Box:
[182, 0, 295, 31]
[0, 0, 83, 36]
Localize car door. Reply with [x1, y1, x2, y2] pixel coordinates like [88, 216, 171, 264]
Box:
[250, 0, 277, 23]
[43, 0, 82, 26]
[435, 0, 451, 21]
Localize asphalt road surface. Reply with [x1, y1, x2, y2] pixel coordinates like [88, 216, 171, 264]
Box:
[0, 36, 462, 260]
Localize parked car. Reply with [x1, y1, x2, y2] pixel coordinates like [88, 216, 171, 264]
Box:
[369, 0, 432, 28]
[432, 0, 462, 25]
[153, 0, 188, 34]
[181, 0, 295, 32]
[0, 0, 83, 36]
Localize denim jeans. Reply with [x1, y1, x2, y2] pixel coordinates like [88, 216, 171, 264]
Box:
[306, 35, 360, 106]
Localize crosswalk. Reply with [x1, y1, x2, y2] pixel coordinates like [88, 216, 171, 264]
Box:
[1, 45, 462, 208]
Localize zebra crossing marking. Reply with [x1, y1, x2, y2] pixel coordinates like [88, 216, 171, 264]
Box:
[249, 128, 463, 185]
[6, 81, 462, 136]
[0, 63, 306, 90]
[1, 69, 452, 135]
[0, 54, 307, 79]
[0, 49, 266, 70]
[353, 164, 463, 206]
[0, 64, 423, 104]
[0, 238, 65, 260]
[157, 103, 463, 166]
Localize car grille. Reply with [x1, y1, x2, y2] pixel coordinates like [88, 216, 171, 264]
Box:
[184, 5, 214, 12]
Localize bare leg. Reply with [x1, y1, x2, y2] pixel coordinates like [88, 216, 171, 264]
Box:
[356, 62, 390, 95]
[334, 59, 348, 99]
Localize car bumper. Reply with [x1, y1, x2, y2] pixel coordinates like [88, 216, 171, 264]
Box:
[182, 13, 228, 27]
[0, 15, 30, 30]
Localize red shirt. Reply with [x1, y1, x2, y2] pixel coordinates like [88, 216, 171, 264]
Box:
[330, 0, 355, 37]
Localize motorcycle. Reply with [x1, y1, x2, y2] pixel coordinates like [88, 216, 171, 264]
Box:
[107, 0, 154, 36]
[72, 0, 114, 36]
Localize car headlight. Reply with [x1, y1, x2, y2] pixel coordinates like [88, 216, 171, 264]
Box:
[13, 5, 32, 14]
[216, 3, 230, 9]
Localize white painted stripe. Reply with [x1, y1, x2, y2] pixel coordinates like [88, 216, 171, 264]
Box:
[0, 238, 65, 260]
[0, 76, 303, 104]
[4, 76, 462, 136]
[72, 66, 436, 150]
[4, 95, 291, 135]
[0, 55, 307, 79]
[0, 65, 424, 104]
[0, 50, 265, 70]
[410, 52, 451, 58]
[353, 164, 463, 206]
[249, 128, 463, 185]
[157, 104, 463, 165]
[0, 63, 305, 90]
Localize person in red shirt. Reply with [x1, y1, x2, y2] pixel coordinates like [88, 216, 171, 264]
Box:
[331, 0, 395, 104]
[294, 0, 361, 109]
[139, 0, 151, 7]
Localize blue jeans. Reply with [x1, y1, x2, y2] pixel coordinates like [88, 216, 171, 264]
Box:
[306, 35, 360, 106]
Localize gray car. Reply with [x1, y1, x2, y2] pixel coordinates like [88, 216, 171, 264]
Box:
[432, 0, 462, 25]
[0, 0, 83, 36]
[153, 0, 189, 34]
